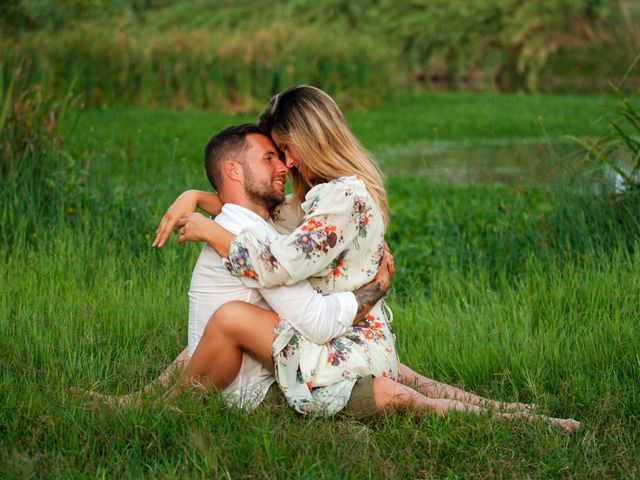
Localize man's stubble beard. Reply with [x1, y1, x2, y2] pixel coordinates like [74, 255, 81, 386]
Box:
[243, 169, 285, 215]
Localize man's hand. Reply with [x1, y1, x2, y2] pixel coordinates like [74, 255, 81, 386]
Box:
[352, 248, 395, 323]
[376, 246, 395, 292]
[175, 212, 217, 245]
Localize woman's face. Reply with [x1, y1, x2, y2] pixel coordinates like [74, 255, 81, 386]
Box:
[271, 131, 317, 180]
[271, 131, 300, 169]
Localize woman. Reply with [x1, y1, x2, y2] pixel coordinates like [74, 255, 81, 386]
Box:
[153, 86, 580, 431]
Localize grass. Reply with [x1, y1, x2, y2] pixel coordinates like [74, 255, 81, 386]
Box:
[1, 92, 639, 477]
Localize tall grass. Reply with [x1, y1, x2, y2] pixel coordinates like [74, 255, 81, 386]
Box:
[0, 63, 162, 254]
[1, 228, 638, 477]
[1, 22, 398, 111]
[577, 89, 640, 193]
[2, 0, 639, 111]
[0, 62, 86, 248]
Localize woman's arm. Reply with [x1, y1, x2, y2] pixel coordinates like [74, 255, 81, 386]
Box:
[227, 180, 374, 287]
[174, 212, 235, 255]
[153, 190, 222, 247]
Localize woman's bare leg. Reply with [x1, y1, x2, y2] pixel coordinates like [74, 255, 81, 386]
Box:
[371, 377, 580, 433]
[373, 376, 484, 416]
[180, 301, 279, 391]
[397, 363, 536, 413]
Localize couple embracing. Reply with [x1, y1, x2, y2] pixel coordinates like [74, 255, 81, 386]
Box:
[88, 85, 580, 432]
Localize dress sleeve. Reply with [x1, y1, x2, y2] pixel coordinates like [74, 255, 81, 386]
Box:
[226, 179, 372, 287]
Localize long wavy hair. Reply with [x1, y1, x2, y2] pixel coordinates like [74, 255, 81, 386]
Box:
[258, 85, 389, 225]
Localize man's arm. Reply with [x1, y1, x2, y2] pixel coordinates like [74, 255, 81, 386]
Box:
[257, 282, 356, 344]
[255, 249, 394, 344]
[352, 280, 388, 323]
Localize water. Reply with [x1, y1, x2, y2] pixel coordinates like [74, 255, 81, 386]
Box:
[378, 139, 583, 187]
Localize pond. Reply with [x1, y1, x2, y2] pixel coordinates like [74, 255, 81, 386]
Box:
[377, 139, 585, 187]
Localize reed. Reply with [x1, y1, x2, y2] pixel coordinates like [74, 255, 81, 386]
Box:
[2, 0, 639, 111]
[1, 22, 398, 112]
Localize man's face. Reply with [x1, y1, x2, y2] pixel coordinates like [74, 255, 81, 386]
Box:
[241, 133, 289, 212]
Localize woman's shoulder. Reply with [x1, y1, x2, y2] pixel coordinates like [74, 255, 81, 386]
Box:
[303, 176, 368, 207]
[270, 194, 305, 233]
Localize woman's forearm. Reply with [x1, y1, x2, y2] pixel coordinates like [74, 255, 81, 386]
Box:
[154, 190, 222, 247]
[192, 190, 222, 216]
[203, 223, 235, 257]
[176, 212, 235, 257]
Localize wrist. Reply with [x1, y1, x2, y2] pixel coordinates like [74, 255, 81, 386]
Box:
[203, 221, 217, 246]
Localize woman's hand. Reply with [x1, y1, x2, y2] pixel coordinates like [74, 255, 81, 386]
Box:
[175, 212, 235, 256]
[175, 213, 217, 245]
[153, 190, 221, 247]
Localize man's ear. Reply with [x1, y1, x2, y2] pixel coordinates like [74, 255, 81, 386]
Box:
[224, 161, 243, 183]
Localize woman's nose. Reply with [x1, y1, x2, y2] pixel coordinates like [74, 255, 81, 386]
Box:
[285, 155, 295, 168]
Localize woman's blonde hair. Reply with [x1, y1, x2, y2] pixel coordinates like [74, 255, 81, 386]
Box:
[258, 85, 389, 225]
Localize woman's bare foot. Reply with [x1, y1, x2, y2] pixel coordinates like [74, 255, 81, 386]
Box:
[547, 417, 582, 434]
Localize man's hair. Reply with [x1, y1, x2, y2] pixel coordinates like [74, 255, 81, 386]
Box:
[204, 123, 263, 191]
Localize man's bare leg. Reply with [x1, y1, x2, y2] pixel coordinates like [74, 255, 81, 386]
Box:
[71, 347, 190, 406]
[371, 377, 581, 433]
[373, 376, 484, 416]
[181, 301, 278, 391]
[76, 302, 278, 405]
[397, 363, 536, 413]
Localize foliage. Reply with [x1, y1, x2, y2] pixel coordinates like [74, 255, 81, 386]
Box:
[577, 90, 640, 194]
[0, 19, 397, 111]
[1, 0, 639, 110]
[570, 85, 640, 245]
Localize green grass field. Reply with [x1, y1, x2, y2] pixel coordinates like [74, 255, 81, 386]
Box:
[1, 93, 639, 478]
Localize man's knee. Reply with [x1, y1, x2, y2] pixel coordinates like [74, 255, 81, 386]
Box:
[372, 377, 394, 410]
[205, 301, 249, 336]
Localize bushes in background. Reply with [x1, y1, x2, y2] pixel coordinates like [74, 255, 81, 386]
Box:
[1, 0, 639, 110]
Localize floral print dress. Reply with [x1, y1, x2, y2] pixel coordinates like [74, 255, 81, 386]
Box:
[226, 176, 399, 415]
